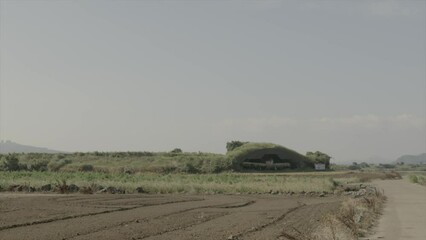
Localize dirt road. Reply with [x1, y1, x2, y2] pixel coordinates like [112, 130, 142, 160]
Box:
[370, 180, 426, 240]
[0, 193, 341, 240]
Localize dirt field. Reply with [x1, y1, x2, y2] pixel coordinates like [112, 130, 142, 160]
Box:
[0, 193, 342, 240]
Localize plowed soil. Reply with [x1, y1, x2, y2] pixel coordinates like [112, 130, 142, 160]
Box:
[0, 193, 341, 240]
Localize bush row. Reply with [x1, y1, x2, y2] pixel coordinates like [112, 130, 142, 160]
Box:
[0, 152, 232, 174]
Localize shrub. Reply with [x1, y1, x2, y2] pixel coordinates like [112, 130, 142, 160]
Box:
[409, 175, 419, 183]
[26, 160, 49, 172]
[170, 148, 183, 154]
[201, 158, 232, 173]
[0, 154, 24, 171]
[79, 164, 94, 172]
[179, 161, 200, 174]
[48, 159, 71, 172]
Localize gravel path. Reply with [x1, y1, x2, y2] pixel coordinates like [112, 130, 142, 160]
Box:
[369, 179, 426, 240]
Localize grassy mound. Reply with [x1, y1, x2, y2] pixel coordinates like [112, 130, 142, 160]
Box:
[226, 142, 312, 171]
[0, 152, 230, 174]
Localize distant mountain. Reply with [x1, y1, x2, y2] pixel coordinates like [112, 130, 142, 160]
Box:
[0, 140, 62, 154]
[396, 153, 426, 164]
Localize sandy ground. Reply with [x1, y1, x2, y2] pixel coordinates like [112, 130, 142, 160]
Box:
[369, 180, 426, 240]
[0, 193, 341, 240]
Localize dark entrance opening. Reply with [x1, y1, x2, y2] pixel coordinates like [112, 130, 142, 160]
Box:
[242, 154, 293, 170]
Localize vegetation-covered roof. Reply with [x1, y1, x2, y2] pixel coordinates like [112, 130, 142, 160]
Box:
[226, 142, 313, 170]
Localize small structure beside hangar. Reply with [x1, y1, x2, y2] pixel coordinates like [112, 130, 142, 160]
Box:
[314, 163, 326, 171]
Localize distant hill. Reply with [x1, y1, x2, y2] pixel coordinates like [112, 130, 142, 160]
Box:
[396, 153, 426, 164]
[0, 140, 62, 154]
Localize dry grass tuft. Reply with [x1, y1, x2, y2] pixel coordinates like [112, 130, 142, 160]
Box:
[55, 179, 68, 194]
[307, 186, 386, 239]
[408, 174, 426, 186]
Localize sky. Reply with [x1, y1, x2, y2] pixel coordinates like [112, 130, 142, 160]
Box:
[0, 0, 425, 163]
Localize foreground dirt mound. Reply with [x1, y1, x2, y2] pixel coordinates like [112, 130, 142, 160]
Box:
[0, 193, 343, 240]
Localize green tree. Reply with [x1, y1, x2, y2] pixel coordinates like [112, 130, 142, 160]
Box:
[171, 148, 183, 154]
[306, 151, 331, 169]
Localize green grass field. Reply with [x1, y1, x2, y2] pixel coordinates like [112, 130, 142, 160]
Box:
[0, 170, 402, 195]
[0, 171, 338, 194]
[0, 151, 405, 195]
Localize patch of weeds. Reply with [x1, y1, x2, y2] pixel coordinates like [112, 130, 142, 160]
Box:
[311, 187, 386, 239]
[409, 174, 426, 186]
[55, 179, 69, 194]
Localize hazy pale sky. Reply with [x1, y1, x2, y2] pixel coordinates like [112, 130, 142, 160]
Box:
[0, 0, 425, 162]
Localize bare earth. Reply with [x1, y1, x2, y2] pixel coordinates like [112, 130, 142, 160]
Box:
[0, 193, 341, 240]
[369, 180, 426, 240]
